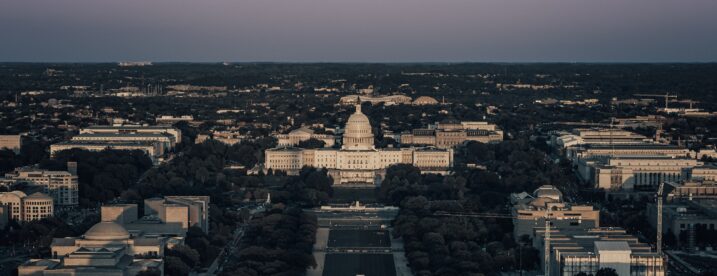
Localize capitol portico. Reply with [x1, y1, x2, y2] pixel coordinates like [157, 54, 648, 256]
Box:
[265, 105, 453, 185]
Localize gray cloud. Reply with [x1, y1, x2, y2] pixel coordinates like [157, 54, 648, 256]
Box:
[1, 0, 716, 62]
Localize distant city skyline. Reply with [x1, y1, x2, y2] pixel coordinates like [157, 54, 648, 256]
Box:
[1, 0, 717, 62]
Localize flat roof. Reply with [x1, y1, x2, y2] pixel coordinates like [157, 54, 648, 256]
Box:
[74, 133, 172, 138]
[595, 241, 632, 252]
[85, 125, 175, 130]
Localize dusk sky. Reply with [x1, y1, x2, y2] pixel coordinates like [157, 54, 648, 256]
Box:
[2, 0, 716, 62]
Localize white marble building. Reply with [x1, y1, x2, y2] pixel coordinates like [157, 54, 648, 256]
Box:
[265, 105, 453, 185]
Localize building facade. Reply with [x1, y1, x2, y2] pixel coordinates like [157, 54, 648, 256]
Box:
[578, 156, 701, 190]
[51, 141, 161, 162]
[265, 105, 453, 185]
[3, 166, 79, 206]
[511, 185, 600, 241]
[534, 228, 665, 276]
[275, 127, 337, 147]
[400, 120, 503, 148]
[0, 191, 54, 223]
[339, 94, 413, 106]
[0, 134, 22, 153]
[80, 125, 181, 144]
[18, 221, 164, 276]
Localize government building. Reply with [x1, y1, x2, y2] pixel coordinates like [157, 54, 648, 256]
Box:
[397, 120, 503, 148]
[18, 221, 164, 276]
[264, 105, 453, 185]
[511, 185, 599, 241]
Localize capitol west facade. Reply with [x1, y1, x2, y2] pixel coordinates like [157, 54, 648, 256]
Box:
[265, 105, 453, 185]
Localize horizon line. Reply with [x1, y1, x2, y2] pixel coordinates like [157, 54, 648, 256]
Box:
[1, 61, 717, 65]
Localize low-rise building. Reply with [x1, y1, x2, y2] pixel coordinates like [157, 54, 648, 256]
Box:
[0, 191, 54, 224]
[534, 227, 665, 276]
[51, 141, 161, 163]
[579, 156, 701, 190]
[647, 199, 717, 247]
[275, 127, 337, 147]
[665, 179, 717, 200]
[400, 120, 503, 148]
[155, 115, 194, 124]
[553, 128, 650, 150]
[3, 166, 78, 206]
[0, 134, 22, 153]
[80, 125, 182, 144]
[144, 196, 211, 234]
[339, 94, 413, 106]
[18, 221, 164, 276]
[101, 196, 210, 239]
[71, 133, 176, 152]
[690, 165, 717, 181]
[567, 144, 690, 164]
[511, 185, 599, 241]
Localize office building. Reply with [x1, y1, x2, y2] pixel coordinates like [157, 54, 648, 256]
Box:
[567, 144, 690, 164]
[143, 196, 211, 233]
[79, 125, 182, 144]
[3, 166, 78, 206]
[101, 196, 210, 239]
[70, 133, 175, 153]
[0, 191, 54, 223]
[0, 134, 22, 153]
[579, 156, 701, 190]
[647, 199, 717, 246]
[400, 120, 503, 148]
[51, 141, 161, 163]
[534, 227, 665, 276]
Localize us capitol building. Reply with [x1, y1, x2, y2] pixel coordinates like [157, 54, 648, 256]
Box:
[264, 105, 453, 186]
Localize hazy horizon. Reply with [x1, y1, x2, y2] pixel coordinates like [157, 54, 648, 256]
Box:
[2, 0, 717, 62]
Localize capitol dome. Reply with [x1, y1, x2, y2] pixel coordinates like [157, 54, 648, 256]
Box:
[342, 104, 374, 150]
[84, 221, 131, 240]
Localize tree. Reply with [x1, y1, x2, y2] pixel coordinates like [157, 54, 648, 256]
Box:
[164, 256, 191, 276]
[596, 268, 619, 276]
[136, 270, 162, 276]
[167, 244, 201, 268]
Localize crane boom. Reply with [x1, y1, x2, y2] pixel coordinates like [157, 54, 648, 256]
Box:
[657, 182, 664, 254]
[634, 93, 677, 109]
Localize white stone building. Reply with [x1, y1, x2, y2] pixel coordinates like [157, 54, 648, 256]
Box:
[275, 127, 337, 147]
[18, 221, 164, 276]
[265, 105, 453, 185]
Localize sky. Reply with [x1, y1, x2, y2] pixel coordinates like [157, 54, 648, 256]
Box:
[1, 0, 716, 62]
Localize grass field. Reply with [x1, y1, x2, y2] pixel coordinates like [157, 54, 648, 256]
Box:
[322, 254, 396, 276]
[328, 229, 391, 248]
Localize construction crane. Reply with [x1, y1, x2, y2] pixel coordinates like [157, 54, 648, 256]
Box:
[656, 182, 676, 254]
[675, 99, 700, 109]
[634, 93, 677, 109]
[432, 211, 557, 275]
[656, 183, 664, 254]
